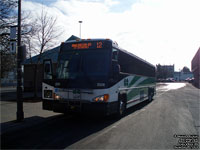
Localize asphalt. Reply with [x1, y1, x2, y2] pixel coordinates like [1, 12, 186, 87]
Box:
[0, 83, 199, 149]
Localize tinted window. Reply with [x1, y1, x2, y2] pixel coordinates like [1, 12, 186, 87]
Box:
[56, 50, 110, 79]
[118, 50, 155, 77]
[83, 51, 109, 76]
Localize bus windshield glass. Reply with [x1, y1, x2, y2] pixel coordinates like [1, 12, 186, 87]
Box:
[56, 49, 110, 80]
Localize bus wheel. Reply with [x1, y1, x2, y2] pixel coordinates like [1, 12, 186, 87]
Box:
[148, 94, 152, 102]
[117, 94, 127, 118]
[148, 88, 154, 102]
[119, 100, 126, 116]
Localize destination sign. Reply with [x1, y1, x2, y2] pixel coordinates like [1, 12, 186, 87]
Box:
[72, 43, 92, 49]
[71, 42, 103, 49]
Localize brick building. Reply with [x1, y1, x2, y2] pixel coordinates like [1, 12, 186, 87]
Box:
[156, 64, 174, 79]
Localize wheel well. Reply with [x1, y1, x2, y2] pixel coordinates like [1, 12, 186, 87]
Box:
[148, 87, 155, 96]
[118, 92, 127, 103]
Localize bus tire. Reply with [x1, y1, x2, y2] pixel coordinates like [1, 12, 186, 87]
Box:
[148, 94, 152, 102]
[116, 94, 127, 118]
[148, 88, 154, 102]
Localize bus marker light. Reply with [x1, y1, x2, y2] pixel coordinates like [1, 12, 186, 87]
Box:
[53, 93, 56, 99]
[103, 94, 109, 102]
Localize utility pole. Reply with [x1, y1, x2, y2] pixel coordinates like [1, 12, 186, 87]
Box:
[16, 0, 24, 122]
[79, 21, 82, 38]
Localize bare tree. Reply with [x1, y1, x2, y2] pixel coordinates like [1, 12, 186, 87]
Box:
[0, 0, 17, 79]
[21, 11, 38, 59]
[32, 9, 63, 97]
[0, 0, 17, 29]
[0, 0, 36, 78]
[0, 1, 62, 95]
[32, 9, 62, 55]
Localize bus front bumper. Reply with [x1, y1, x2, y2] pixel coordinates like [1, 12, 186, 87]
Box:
[42, 99, 118, 116]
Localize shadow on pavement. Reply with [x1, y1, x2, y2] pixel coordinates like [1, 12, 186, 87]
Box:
[0, 91, 42, 102]
[1, 100, 151, 149]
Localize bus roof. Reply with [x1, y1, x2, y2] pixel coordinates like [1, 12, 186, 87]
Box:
[118, 48, 155, 68]
[63, 38, 155, 68]
[63, 38, 113, 44]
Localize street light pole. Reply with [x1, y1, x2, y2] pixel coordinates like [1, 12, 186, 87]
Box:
[79, 21, 82, 38]
[16, 0, 24, 122]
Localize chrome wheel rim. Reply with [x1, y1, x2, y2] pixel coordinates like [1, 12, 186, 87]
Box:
[119, 101, 124, 115]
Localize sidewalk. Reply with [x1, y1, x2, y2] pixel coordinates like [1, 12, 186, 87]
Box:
[0, 86, 16, 93]
[0, 87, 46, 136]
[0, 86, 42, 101]
[0, 99, 60, 136]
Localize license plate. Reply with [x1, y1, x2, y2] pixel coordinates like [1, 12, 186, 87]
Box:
[73, 93, 81, 99]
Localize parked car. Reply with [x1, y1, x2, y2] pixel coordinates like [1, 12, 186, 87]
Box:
[185, 77, 194, 83]
[166, 78, 175, 82]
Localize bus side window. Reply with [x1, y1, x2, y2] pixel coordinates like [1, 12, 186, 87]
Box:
[112, 48, 118, 61]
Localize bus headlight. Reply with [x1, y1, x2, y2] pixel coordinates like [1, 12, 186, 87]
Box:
[53, 93, 61, 100]
[55, 95, 61, 100]
[93, 94, 109, 102]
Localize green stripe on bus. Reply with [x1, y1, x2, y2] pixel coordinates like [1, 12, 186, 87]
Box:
[127, 88, 140, 101]
[127, 87, 148, 101]
[127, 77, 155, 101]
[128, 76, 141, 87]
[138, 77, 155, 86]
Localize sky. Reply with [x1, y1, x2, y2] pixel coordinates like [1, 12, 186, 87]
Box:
[22, 0, 200, 71]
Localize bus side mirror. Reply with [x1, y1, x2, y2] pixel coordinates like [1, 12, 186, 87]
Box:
[43, 59, 53, 79]
[44, 64, 50, 73]
[112, 61, 120, 77]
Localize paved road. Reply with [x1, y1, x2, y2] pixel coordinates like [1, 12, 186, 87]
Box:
[1, 83, 199, 149]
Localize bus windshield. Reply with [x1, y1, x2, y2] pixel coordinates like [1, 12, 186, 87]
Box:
[56, 49, 110, 80]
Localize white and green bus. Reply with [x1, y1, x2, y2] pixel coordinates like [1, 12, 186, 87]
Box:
[42, 39, 156, 117]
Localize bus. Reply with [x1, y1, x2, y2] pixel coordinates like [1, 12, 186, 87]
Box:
[42, 39, 156, 117]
